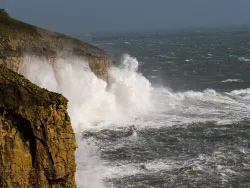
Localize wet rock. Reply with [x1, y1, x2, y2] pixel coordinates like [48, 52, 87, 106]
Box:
[0, 64, 76, 187]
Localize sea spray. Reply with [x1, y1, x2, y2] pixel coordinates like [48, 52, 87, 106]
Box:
[18, 54, 153, 131]
[75, 134, 106, 188]
[18, 54, 153, 187]
[18, 54, 250, 133]
[18, 54, 250, 187]
[108, 54, 152, 118]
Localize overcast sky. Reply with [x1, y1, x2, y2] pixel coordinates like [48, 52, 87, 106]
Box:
[1, 0, 250, 33]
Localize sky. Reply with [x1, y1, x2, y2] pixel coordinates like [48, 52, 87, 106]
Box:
[1, 0, 250, 33]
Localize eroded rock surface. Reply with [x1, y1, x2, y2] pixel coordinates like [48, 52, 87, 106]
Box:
[0, 9, 112, 80]
[0, 64, 76, 188]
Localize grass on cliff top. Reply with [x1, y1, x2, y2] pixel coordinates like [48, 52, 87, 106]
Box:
[0, 9, 38, 38]
[0, 8, 8, 18]
[0, 9, 109, 58]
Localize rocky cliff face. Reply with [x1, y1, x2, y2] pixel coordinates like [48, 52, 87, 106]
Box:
[0, 64, 76, 187]
[0, 9, 112, 81]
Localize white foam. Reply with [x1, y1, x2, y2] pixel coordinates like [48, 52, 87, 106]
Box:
[18, 54, 152, 131]
[227, 88, 250, 95]
[75, 134, 106, 188]
[221, 79, 243, 83]
[136, 87, 250, 128]
[18, 55, 250, 129]
[17, 54, 250, 187]
[238, 57, 250, 62]
[18, 54, 154, 188]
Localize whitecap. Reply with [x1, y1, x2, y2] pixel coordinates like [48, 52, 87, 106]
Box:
[221, 79, 243, 83]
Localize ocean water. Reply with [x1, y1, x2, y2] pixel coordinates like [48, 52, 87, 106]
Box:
[19, 26, 250, 188]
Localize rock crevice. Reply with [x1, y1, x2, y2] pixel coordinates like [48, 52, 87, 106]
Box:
[0, 65, 76, 188]
[0, 8, 114, 187]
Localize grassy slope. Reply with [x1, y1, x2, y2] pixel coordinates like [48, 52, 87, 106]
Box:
[0, 9, 109, 58]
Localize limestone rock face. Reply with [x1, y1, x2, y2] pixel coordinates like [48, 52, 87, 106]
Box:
[0, 9, 112, 81]
[0, 64, 76, 188]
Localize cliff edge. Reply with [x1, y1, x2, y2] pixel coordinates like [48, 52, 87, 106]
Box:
[0, 64, 76, 187]
[0, 9, 112, 80]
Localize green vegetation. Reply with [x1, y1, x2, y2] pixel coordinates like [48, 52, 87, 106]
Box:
[0, 8, 39, 56]
[0, 8, 112, 80]
[0, 9, 37, 36]
[0, 8, 109, 58]
[0, 9, 9, 18]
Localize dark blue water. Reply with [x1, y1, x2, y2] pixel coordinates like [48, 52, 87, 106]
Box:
[77, 27, 250, 188]
[91, 27, 250, 92]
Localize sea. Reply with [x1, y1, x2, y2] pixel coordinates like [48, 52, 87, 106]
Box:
[18, 26, 250, 188]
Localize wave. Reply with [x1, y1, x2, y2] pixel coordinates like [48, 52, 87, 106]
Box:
[238, 57, 250, 62]
[18, 54, 250, 187]
[146, 87, 250, 127]
[18, 54, 154, 187]
[227, 88, 250, 95]
[221, 79, 243, 83]
[18, 54, 250, 129]
[18, 54, 152, 131]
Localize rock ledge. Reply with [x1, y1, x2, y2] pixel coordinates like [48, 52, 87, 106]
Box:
[0, 64, 76, 188]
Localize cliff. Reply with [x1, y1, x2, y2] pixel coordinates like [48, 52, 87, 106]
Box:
[0, 9, 112, 80]
[0, 64, 76, 187]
